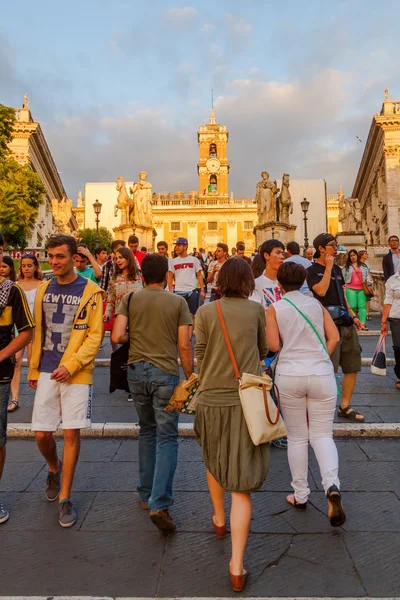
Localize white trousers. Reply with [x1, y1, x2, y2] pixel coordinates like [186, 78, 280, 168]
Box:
[275, 373, 340, 504]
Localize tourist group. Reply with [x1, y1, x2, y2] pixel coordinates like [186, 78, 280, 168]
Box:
[0, 231, 399, 593]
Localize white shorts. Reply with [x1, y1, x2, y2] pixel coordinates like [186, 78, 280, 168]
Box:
[31, 372, 92, 432]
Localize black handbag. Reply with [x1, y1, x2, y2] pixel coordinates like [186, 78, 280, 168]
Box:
[109, 293, 133, 393]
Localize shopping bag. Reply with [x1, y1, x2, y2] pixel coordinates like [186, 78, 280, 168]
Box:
[165, 373, 199, 414]
[371, 334, 386, 376]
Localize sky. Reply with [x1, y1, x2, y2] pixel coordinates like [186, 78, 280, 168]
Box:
[1, 0, 400, 201]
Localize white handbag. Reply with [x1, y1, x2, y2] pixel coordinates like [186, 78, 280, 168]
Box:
[216, 301, 288, 446]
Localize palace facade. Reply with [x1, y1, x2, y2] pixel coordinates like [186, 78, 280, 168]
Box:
[81, 109, 329, 252]
[352, 89, 400, 245]
[8, 95, 77, 249]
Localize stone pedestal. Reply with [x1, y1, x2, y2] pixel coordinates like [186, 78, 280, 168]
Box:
[254, 221, 297, 248]
[336, 231, 366, 251]
[113, 223, 156, 251]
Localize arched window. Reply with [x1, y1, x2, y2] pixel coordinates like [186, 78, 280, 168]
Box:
[210, 174, 217, 192]
[209, 143, 217, 157]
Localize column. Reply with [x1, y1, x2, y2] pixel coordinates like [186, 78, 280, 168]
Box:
[187, 221, 197, 250]
[384, 146, 400, 239]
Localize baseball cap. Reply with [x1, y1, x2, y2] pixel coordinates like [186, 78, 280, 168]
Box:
[174, 237, 188, 245]
[313, 233, 335, 259]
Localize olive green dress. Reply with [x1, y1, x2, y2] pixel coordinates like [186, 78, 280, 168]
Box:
[194, 297, 270, 492]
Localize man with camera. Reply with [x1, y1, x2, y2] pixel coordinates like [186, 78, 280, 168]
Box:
[307, 233, 367, 422]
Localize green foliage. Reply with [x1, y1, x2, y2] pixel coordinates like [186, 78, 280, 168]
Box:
[0, 159, 46, 249]
[77, 227, 113, 254]
[0, 104, 16, 158]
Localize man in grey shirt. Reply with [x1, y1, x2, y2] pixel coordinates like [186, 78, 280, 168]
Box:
[284, 241, 312, 295]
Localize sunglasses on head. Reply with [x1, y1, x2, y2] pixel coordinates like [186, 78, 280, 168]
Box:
[21, 253, 37, 259]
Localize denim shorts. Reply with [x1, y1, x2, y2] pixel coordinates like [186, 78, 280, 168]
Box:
[175, 289, 199, 315]
[0, 383, 10, 449]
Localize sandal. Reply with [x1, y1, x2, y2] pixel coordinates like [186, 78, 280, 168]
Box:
[395, 381, 400, 390]
[7, 400, 19, 413]
[366, 316, 372, 321]
[286, 494, 307, 511]
[337, 405, 365, 422]
[326, 484, 346, 527]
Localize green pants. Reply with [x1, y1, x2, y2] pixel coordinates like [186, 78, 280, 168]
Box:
[345, 287, 367, 324]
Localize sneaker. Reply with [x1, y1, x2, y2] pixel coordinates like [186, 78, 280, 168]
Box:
[46, 459, 62, 502]
[58, 499, 77, 528]
[149, 508, 176, 532]
[0, 500, 9, 524]
[127, 394, 133, 402]
[271, 437, 288, 450]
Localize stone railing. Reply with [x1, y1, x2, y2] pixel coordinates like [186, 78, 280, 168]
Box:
[370, 270, 385, 313]
[153, 197, 255, 208]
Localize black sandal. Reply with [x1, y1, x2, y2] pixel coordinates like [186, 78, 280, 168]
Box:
[286, 494, 307, 511]
[337, 405, 365, 422]
[326, 485, 346, 527]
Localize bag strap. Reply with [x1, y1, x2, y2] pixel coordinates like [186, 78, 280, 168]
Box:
[215, 300, 241, 381]
[283, 297, 329, 355]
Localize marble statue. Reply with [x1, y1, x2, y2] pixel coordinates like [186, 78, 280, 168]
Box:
[23, 93, 29, 109]
[256, 171, 279, 223]
[51, 197, 72, 233]
[278, 173, 293, 223]
[115, 177, 132, 225]
[339, 197, 362, 232]
[130, 171, 153, 228]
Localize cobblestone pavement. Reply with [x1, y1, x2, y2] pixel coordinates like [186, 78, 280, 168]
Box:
[1, 438, 400, 597]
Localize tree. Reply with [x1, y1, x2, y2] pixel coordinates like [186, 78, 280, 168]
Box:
[77, 227, 113, 254]
[0, 104, 46, 249]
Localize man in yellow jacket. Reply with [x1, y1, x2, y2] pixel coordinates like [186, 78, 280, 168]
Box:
[29, 235, 105, 528]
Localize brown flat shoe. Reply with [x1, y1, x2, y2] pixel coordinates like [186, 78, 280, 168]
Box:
[140, 502, 148, 510]
[230, 569, 248, 593]
[212, 513, 227, 538]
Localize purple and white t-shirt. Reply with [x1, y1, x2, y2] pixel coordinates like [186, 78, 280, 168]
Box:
[40, 275, 87, 373]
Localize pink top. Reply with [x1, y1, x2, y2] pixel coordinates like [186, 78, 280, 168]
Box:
[348, 267, 364, 290]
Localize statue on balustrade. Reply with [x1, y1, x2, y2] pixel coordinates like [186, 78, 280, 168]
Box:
[277, 173, 293, 224]
[339, 197, 362, 232]
[256, 171, 279, 223]
[51, 197, 72, 233]
[114, 177, 133, 225]
[130, 171, 153, 228]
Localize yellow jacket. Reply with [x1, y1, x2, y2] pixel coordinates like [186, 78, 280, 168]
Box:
[28, 277, 106, 384]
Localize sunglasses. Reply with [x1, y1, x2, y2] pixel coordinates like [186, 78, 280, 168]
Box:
[21, 253, 37, 259]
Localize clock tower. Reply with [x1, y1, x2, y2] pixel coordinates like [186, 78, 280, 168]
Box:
[197, 109, 229, 196]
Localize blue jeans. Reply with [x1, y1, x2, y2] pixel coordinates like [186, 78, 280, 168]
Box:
[0, 383, 10, 449]
[127, 362, 179, 511]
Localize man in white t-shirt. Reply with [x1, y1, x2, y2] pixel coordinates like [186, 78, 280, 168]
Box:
[250, 239, 285, 309]
[250, 238, 287, 450]
[168, 237, 205, 336]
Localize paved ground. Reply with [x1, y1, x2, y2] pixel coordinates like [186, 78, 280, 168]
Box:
[1, 437, 400, 597]
[8, 362, 400, 426]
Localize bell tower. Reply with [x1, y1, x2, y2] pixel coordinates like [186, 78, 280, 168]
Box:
[197, 109, 229, 197]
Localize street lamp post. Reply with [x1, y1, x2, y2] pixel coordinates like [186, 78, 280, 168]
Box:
[301, 197, 310, 256]
[93, 199, 102, 245]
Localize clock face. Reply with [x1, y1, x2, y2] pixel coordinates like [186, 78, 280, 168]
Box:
[206, 158, 220, 173]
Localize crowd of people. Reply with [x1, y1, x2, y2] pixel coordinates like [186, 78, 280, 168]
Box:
[0, 228, 398, 592]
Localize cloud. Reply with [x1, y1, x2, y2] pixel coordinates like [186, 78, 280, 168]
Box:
[201, 23, 215, 33]
[163, 6, 197, 29]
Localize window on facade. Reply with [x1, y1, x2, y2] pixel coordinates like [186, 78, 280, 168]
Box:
[209, 142, 217, 157]
[244, 221, 253, 230]
[210, 174, 217, 192]
[208, 222, 218, 230]
[171, 222, 181, 231]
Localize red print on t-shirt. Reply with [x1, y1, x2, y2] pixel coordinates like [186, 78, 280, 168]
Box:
[175, 263, 194, 270]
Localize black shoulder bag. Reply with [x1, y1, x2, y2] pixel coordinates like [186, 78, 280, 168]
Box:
[325, 269, 353, 327]
[109, 292, 133, 393]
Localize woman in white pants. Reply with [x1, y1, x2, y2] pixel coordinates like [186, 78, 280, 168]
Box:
[266, 261, 346, 527]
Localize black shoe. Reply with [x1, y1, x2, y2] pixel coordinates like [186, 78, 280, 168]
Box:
[326, 485, 346, 527]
